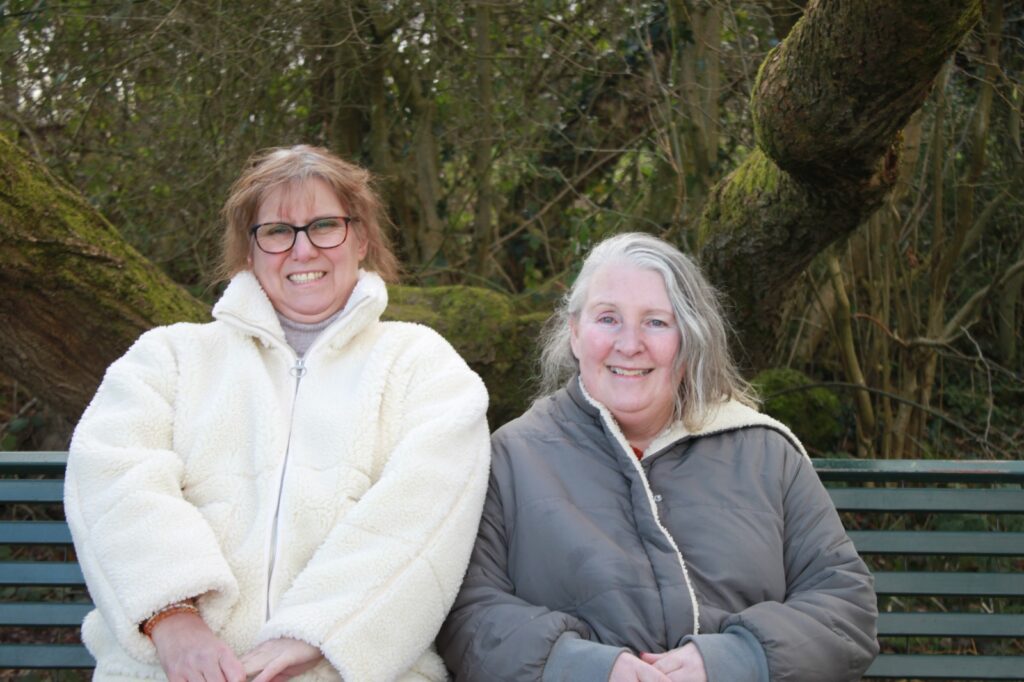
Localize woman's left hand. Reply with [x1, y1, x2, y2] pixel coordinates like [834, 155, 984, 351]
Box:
[640, 643, 708, 682]
[241, 638, 323, 682]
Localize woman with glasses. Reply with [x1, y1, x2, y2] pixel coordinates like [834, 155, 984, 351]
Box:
[65, 145, 491, 682]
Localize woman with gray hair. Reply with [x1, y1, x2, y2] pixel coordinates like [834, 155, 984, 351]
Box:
[439, 232, 878, 681]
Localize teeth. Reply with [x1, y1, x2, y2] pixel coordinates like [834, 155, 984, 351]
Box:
[610, 367, 651, 377]
[288, 272, 325, 283]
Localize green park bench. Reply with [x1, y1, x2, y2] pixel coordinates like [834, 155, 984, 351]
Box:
[1, 451, 1022, 678]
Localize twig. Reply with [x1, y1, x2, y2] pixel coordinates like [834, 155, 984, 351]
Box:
[0, 398, 39, 437]
[761, 381, 1013, 458]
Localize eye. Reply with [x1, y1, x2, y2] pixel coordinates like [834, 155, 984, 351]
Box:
[310, 218, 343, 232]
[648, 318, 670, 328]
[596, 314, 617, 324]
[261, 223, 293, 237]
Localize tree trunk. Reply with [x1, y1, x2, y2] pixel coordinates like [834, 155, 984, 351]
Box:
[470, 0, 497, 279]
[0, 135, 209, 420]
[699, 0, 980, 369]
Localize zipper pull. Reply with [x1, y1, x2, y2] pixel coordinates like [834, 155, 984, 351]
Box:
[290, 357, 307, 378]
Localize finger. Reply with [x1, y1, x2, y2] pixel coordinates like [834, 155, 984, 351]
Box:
[205, 655, 237, 682]
[241, 648, 272, 676]
[638, 665, 672, 682]
[651, 654, 684, 674]
[667, 671, 706, 682]
[198, 669, 225, 682]
[220, 652, 247, 682]
[250, 657, 290, 682]
[640, 651, 663, 662]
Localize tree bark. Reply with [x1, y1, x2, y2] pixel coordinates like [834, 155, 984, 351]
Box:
[0, 134, 209, 420]
[699, 0, 980, 369]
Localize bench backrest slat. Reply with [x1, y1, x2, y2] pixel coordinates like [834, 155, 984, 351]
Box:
[878, 612, 1024, 638]
[866, 654, 1024, 680]
[0, 602, 93, 626]
[0, 645, 95, 669]
[0, 479, 64, 503]
[873, 570, 1024, 597]
[814, 458, 1024, 483]
[848, 530, 1024, 555]
[0, 451, 72, 475]
[828, 487, 1024, 513]
[0, 561, 85, 587]
[0, 520, 74, 544]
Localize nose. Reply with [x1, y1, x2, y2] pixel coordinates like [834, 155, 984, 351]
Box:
[614, 323, 644, 355]
[290, 230, 318, 260]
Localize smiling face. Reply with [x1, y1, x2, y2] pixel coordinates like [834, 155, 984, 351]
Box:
[570, 262, 683, 448]
[249, 178, 368, 323]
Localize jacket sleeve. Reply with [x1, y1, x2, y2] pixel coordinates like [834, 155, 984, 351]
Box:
[63, 328, 240, 663]
[437, 440, 628, 682]
[721, 443, 879, 681]
[255, 333, 492, 682]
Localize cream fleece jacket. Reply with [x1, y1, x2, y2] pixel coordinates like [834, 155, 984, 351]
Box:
[65, 270, 491, 681]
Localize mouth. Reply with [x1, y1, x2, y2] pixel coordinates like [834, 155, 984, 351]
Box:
[609, 366, 652, 377]
[287, 271, 326, 284]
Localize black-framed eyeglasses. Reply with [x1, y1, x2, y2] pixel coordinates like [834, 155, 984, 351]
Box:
[249, 216, 356, 254]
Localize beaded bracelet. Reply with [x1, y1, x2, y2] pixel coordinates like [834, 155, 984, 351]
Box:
[141, 601, 200, 638]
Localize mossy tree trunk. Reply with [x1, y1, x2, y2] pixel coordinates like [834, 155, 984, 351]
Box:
[0, 134, 540, 427]
[0, 135, 210, 421]
[699, 0, 980, 369]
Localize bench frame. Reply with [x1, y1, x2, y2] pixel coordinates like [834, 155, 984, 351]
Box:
[2, 453, 1023, 678]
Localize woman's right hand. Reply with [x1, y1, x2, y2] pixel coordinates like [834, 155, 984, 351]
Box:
[609, 652, 672, 682]
[149, 611, 246, 682]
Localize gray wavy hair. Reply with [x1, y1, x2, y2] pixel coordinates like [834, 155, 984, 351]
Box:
[537, 232, 757, 429]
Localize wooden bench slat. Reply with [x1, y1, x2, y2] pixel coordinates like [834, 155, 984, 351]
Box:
[866, 654, 1024, 680]
[878, 612, 1024, 637]
[0, 479, 64, 503]
[0, 451, 70, 475]
[0, 602, 92, 626]
[814, 458, 1024, 483]
[0, 644, 95, 669]
[874, 571, 1024, 597]
[3, 453, 1021, 677]
[849, 530, 1024, 556]
[828, 488, 1024, 513]
[0, 521, 73, 545]
[0, 562, 85, 586]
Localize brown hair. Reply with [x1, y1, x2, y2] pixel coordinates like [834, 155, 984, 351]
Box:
[216, 145, 400, 283]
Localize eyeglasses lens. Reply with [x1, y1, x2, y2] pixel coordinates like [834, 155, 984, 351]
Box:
[255, 218, 349, 253]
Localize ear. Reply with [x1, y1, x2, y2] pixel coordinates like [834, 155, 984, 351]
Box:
[354, 226, 369, 261]
[568, 318, 581, 360]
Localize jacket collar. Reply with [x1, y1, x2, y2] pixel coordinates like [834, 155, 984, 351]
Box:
[212, 269, 388, 354]
[567, 374, 809, 460]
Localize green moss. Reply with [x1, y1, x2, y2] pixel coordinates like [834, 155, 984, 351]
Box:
[1, 133, 209, 330]
[386, 284, 543, 426]
[699, 150, 782, 243]
[753, 368, 844, 453]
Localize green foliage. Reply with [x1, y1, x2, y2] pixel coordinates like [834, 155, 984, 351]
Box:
[753, 368, 844, 454]
[385, 284, 545, 426]
[1, 0, 774, 292]
[1, 1, 1019, 459]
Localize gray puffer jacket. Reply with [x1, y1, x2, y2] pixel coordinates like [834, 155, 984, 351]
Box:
[439, 378, 878, 681]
